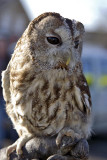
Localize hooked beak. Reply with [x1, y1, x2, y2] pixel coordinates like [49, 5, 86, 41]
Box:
[66, 57, 71, 66]
[54, 57, 71, 70]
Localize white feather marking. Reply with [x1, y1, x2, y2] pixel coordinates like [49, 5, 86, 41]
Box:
[84, 94, 90, 108]
[74, 86, 83, 110]
[84, 83, 87, 86]
[84, 94, 89, 99]
[85, 98, 90, 108]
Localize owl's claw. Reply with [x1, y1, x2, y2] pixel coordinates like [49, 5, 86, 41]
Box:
[56, 128, 81, 146]
[6, 142, 17, 159]
[6, 139, 23, 159]
[6, 134, 34, 159]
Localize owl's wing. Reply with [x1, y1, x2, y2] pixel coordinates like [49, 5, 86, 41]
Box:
[74, 74, 92, 115]
[2, 63, 11, 107]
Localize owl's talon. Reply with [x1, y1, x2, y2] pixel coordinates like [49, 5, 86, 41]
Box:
[6, 142, 17, 157]
[56, 128, 81, 146]
[6, 139, 23, 158]
[16, 147, 23, 155]
[6, 134, 34, 158]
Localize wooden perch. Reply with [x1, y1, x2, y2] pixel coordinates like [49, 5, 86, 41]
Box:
[0, 136, 89, 160]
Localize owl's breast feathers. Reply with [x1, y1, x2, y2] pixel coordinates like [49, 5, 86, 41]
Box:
[5, 59, 92, 136]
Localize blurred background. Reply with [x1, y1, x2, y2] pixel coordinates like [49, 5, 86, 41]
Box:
[0, 0, 107, 159]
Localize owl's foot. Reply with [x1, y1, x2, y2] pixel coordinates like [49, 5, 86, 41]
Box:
[6, 134, 34, 159]
[56, 128, 81, 146]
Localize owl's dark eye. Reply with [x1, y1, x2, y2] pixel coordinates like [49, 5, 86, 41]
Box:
[47, 37, 60, 45]
[74, 40, 79, 49]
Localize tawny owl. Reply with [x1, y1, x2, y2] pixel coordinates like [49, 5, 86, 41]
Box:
[2, 12, 92, 158]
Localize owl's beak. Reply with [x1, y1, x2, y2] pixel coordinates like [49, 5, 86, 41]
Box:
[66, 57, 71, 66]
[54, 57, 71, 70]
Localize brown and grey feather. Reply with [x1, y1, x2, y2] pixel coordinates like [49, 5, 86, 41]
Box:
[2, 12, 92, 156]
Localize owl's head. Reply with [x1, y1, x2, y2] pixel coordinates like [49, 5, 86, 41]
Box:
[22, 12, 84, 70]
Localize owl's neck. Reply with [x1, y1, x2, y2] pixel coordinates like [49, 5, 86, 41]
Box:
[35, 59, 82, 75]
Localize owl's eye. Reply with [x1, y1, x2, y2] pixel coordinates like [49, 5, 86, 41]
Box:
[74, 40, 79, 49]
[47, 37, 60, 45]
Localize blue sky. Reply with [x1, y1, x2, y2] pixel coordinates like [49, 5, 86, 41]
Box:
[21, 0, 107, 31]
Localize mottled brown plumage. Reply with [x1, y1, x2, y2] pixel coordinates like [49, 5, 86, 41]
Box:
[2, 12, 92, 158]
